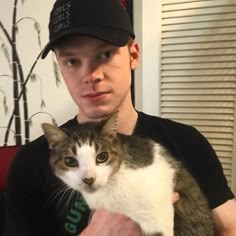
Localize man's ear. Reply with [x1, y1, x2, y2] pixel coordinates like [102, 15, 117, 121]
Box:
[129, 41, 140, 70]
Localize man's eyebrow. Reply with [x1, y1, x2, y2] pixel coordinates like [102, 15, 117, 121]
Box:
[95, 42, 117, 50]
[56, 49, 76, 57]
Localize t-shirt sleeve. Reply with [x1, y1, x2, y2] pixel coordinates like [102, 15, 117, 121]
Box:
[182, 127, 234, 209]
[4, 144, 57, 236]
[135, 113, 235, 210]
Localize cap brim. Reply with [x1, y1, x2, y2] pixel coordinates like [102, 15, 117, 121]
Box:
[41, 26, 131, 59]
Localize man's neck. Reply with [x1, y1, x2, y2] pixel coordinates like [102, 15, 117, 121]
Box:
[117, 108, 138, 135]
[76, 108, 138, 135]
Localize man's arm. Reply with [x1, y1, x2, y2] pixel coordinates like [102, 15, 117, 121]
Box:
[212, 199, 236, 236]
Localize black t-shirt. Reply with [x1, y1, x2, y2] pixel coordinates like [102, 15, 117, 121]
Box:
[4, 112, 234, 236]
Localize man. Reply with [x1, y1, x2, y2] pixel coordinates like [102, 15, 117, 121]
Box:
[4, 0, 236, 235]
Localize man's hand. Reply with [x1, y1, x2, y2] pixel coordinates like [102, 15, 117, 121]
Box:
[212, 199, 236, 236]
[80, 209, 142, 236]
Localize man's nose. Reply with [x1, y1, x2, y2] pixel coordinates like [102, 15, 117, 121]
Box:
[83, 64, 104, 84]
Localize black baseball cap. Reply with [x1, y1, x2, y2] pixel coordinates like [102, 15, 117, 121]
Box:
[41, 0, 135, 59]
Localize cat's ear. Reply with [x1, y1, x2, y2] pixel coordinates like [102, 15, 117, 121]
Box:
[42, 123, 68, 149]
[101, 111, 119, 138]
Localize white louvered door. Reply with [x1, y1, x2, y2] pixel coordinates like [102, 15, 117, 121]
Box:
[160, 0, 236, 192]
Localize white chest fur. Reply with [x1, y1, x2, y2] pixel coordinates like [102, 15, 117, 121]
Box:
[81, 144, 176, 236]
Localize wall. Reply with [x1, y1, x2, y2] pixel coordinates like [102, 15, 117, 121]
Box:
[133, 0, 236, 194]
[133, 0, 161, 116]
[0, 0, 78, 146]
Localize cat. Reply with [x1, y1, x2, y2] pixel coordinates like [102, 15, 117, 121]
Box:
[42, 111, 214, 236]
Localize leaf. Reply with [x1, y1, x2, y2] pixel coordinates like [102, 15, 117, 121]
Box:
[41, 99, 46, 109]
[52, 118, 58, 126]
[1, 43, 11, 70]
[34, 22, 41, 49]
[30, 73, 37, 82]
[34, 22, 40, 33]
[3, 96, 8, 114]
[53, 60, 62, 87]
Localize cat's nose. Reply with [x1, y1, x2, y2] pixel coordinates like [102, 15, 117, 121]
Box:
[83, 177, 95, 186]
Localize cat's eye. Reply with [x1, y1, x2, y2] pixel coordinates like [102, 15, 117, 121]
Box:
[64, 156, 78, 167]
[96, 152, 109, 164]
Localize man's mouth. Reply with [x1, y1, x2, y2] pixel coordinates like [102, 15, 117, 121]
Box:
[83, 92, 109, 102]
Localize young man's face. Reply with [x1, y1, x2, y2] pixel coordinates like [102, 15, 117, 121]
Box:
[55, 35, 139, 122]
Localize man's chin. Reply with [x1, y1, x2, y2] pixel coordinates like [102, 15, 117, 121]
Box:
[78, 108, 115, 122]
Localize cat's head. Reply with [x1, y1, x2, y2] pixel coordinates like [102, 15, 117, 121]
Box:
[42, 111, 123, 193]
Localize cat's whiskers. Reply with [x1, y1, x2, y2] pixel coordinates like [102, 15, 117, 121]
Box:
[48, 183, 68, 204]
[48, 183, 75, 215]
[65, 187, 78, 210]
[57, 186, 73, 209]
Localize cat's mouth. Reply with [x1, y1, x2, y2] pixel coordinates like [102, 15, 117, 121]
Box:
[81, 184, 98, 193]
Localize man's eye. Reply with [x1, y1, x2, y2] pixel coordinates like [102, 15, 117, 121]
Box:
[100, 51, 113, 60]
[65, 59, 79, 67]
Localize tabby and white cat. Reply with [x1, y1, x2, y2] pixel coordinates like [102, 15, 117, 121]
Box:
[42, 112, 214, 236]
